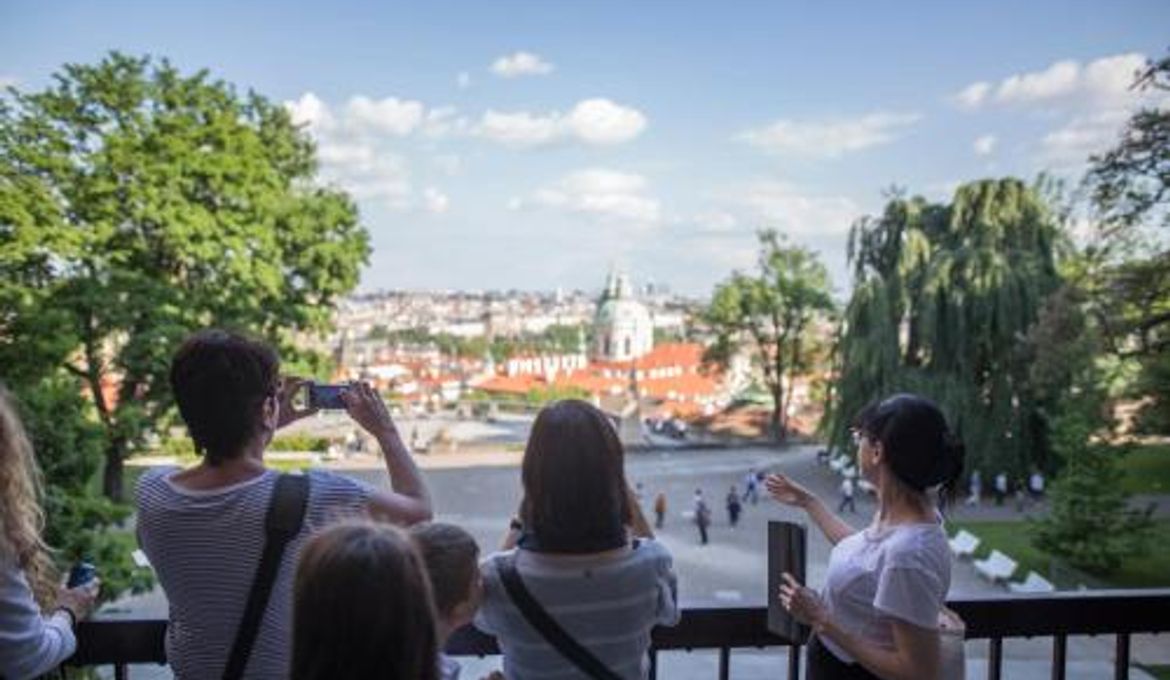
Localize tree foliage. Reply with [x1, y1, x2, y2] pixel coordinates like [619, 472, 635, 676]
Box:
[704, 230, 834, 439]
[827, 179, 1065, 475]
[0, 52, 369, 500]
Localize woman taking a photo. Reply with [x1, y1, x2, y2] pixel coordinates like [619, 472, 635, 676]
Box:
[767, 393, 964, 680]
[0, 385, 100, 680]
[476, 400, 679, 680]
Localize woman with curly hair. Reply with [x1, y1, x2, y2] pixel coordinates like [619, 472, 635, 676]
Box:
[0, 385, 100, 680]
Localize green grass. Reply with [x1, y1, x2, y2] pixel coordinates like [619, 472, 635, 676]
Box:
[1118, 443, 1170, 495]
[1140, 666, 1170, 680]
[951, 519, 1170, 589]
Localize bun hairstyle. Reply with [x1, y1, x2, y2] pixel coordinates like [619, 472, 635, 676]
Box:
[854, 394, 965, 502]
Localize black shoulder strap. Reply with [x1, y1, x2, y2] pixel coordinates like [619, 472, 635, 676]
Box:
[222, 473, 310, 680]
[498, 555, 623, 680]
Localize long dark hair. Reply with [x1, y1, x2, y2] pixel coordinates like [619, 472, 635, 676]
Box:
[854, 393, 965, 504]
[292, 521, 439, 680]
[520, 400, 630, 553]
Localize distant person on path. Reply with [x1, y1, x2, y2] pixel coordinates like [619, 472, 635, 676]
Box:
[966, 469, 982, 506]
[743, 468, 760, 505]
[292, 522, 439, 680]
[476, 400, 679, 680]
[726, 486, 742, 528]
[766, 393, 964, 680]
[694, 489, 711, 545]
[1028, 469, 1045, 503]
[837, 475, 857, 514]
[137, 330, 433, 680]
[993, 471, 1009, 506]
[635, 481, 645, 504]
[654, 492, 667, 529]
[0, 385, 102, 680]
[410, 522, 482, 680]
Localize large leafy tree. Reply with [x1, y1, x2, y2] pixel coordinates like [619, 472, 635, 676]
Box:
[704, 230, 834, 440]
[827, 179, 1064, 475]
[0, 52, 369, 500]
[1083, 52, 1170, 433]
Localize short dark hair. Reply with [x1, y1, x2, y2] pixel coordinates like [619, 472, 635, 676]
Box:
[521, 400, 629, 553]
[854, 393, 965, 498]
[293, 521, 438, 680]
[409, 522, 480, 618]
[169, 329, 279, 464]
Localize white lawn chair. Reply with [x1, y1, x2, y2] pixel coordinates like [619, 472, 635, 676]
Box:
[974, 549, 1018, 583]
[1008, 571, 1055, 594]
[948, 530, 980, 559]
[857, 479, 876, 495]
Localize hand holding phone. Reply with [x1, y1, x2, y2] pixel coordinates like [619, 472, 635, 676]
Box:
[67, 561, 97, 588]
[308, 383, 348, 410]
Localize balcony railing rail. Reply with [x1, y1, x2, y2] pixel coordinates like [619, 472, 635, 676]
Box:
[72, 589, 1170, 680]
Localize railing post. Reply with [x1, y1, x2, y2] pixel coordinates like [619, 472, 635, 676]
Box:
[718, 647, 730, 680]
[115, 662, 128, 680]
[988, 638, 1003, 680]
[1115, 633, 1130, 680]
[648, 649, 657, 680]
[788, 644, 801, 680]
[1051, 634, 1066, 680]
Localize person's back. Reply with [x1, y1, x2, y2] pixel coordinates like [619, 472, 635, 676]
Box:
[136, 330, 432, 678]
[136, 467, 370, 677]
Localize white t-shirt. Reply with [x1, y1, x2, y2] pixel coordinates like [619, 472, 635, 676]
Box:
[819, 522, 951, 663]
[475, 540, 680, 680]
[136, 467, 373, 679]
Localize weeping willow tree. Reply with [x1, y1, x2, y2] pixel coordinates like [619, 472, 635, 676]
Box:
[826, 179, 1064, 476]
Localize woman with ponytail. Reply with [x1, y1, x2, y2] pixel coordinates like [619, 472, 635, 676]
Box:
[0, 385, 101, 679]
[766, 394, 964, 680]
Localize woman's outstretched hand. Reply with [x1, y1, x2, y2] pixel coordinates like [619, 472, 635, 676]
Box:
[765, 473, 813, 509]
[778, 572, 827, 630]
[341, 382, 396, 441]
[276, 377, 317, 429]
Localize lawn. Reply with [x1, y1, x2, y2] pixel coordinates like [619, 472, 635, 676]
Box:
[1119, 443, 1170, 495]
[950, 519, 1170, 590]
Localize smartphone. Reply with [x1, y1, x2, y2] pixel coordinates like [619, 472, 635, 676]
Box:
[308, 383, 348, 410]
[67, 561, 97, 588]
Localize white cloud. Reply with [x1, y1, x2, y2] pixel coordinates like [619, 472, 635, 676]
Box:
[457, 71, 471, 89]
[422, 106, 472, 138]
[954, 81, 991, 109]
[345, 96, 425, 136]
[491, 51, 554, 78]
[431, 154, 463, 176]
[475, 98, 647, 147]
[731, 181, 862, 237]
[1039, 109, 1130, 168]
[738, 112, 920, 158]
[0, 74, 20, 90]
[512, 168, 660, 224]
[566, 98, 647, 145]
[954, 52, 1150, 110]
[423, 187, 450, 214]
[285, 92, 335, 133]
[973, 134, 997, 156]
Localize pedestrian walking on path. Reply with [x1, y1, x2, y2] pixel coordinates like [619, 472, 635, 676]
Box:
[653, 492, 667, 529]
[743, 468, 760, 505]
[994, 471, 1009, 506]
[1028, 469, 1045, 503]
[966, 469, 982, 506]
[726, 486, 742, 527]
[693, 489, 711, 545]
[837, 475, 857, 513]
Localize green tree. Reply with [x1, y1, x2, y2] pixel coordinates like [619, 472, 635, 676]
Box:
[704, 230, 834, 440]
[828, 179, 1064, 474]
[0, 52, 369, 500]
[1083, 52, 1170, 433]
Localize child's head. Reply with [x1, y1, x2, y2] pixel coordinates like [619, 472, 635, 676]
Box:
[410, 522, 482, 633]
[293, 521, 438, 680]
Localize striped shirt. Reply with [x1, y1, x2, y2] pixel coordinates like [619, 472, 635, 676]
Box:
[474, 541, 679, 680]
[0, 556, 75, 680]
[136, 467, 373, 679]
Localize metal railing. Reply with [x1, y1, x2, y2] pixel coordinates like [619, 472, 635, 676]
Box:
[72, 589, 1170, 680]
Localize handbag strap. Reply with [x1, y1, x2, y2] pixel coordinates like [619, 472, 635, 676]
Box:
[498, 555, 624, 680]
[222, 473, 310, 680]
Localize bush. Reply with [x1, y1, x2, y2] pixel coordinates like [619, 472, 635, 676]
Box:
[14, 377, 154, 601]
[269, 434, 330, 452]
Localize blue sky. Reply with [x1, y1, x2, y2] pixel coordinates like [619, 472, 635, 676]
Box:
[3, 1, 1168, 296]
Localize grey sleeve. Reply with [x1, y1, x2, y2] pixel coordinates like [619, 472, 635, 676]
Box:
[0, 562, 77, 680]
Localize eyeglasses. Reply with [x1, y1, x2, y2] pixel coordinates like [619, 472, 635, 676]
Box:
[851, 430, 867, 447]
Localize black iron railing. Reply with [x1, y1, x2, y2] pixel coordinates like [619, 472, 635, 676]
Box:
[72, 589, 1170, 680]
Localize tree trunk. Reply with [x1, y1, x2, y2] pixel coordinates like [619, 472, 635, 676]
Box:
[103, 436, 126, 502]
[770, 383, 786, 442]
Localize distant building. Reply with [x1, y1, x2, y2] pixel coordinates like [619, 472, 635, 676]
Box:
[593, 271, 654, 362]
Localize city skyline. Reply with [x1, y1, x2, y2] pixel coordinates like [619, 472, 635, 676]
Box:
[3, 1, 1168, 295]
